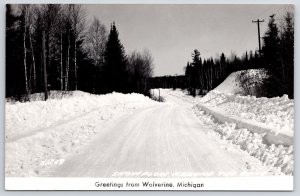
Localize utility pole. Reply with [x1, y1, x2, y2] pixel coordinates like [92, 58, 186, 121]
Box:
[252, 19, 264, 56]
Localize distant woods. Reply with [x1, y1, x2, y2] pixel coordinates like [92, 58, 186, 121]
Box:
[6, 4, 154, 101]
[152, 12, 294, 99]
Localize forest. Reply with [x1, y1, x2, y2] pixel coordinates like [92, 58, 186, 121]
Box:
[6, 4, 153, 101]
[6, 5, 294, 101]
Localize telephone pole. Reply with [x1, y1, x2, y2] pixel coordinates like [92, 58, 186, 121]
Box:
[252, 19, 264, 56]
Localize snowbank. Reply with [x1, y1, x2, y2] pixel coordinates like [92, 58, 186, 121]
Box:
[158, 89, 294, 175]
[197, 90, 293, 146]
[214, 72, 243, 94]
[5, 91, 159, 176]
[214, 69, 267, 95]
[195, 69, 293, 172]
[195, 69, 293, 146]
[6, 91, 156, 141]
[160, 89, 294, 143]
[160, 89, 294, 175]
[193, 108, 293, 175]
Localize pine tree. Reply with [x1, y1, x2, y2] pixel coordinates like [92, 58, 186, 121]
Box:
[262, 15, 280, 70]
[262, 14, 282, 97]
[280, 12, 294, 98]
[103, 22, 127, 93]
[220, 53, 226, 79]
[191, 49, 201, 91]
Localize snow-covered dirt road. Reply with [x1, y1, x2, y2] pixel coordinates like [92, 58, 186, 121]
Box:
[40, 90, 279, 177]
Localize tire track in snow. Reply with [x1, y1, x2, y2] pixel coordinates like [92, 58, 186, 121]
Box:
[41, 92, 279, 177]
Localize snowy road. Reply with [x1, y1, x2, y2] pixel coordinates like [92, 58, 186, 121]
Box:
[41, 90, 276, 177]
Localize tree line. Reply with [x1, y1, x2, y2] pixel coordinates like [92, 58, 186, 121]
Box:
[6, 4, 154, 101]
[151, 49, 261, 96]
[152, 12, 294, 99]
[6, 5, 294, 101]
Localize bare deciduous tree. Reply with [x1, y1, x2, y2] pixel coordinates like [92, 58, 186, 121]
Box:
[127, 49, 154, 93]
[20, 5, 30, 101]
[70, 4, 86, 90]
[25, 5, 37, 93]
[57, 7, 66, 91]
[84, 17, 107, 67]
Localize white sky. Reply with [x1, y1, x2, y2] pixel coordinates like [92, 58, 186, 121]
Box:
[84, 4, 292, 76]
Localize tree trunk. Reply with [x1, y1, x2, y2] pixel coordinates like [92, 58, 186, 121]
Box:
[74, 38, 77, 90]
[144, 79, 147, 93]
[23, 24, 30, 101]
[159, 88, 160, 100]
[42, 30, 48, 101]
[29, 28, 36, 93]
[60, 30, 63, 91]
[46, 29, 51, 90]
[65, 31, 70, 91]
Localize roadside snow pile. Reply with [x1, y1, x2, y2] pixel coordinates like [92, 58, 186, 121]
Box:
[192, 69, 294, 174]
[199, 90, 294, 139]
[5, 91, 159, 176]
[214, 71, 243, 94]
[193, 108, 293, 175]
[6, 91, 157, 140]
[158, 89, 293, 175]
[214, 69, 267, 95]
[160, 89, 293, 175]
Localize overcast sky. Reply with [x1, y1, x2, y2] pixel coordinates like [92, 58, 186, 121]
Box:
[84, 4, 292, 76]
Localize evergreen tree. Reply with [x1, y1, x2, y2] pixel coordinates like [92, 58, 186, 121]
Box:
[219, 53, 226, 79]
[262, 15, 280, 69]
[280, 12, 294, 98]
[103, 22, 127, 93]
[262, 14, 282, 97]
[191, 49, 202, 91]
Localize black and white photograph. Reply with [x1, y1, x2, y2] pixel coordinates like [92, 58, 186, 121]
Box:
[4, 2, 294, 191]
